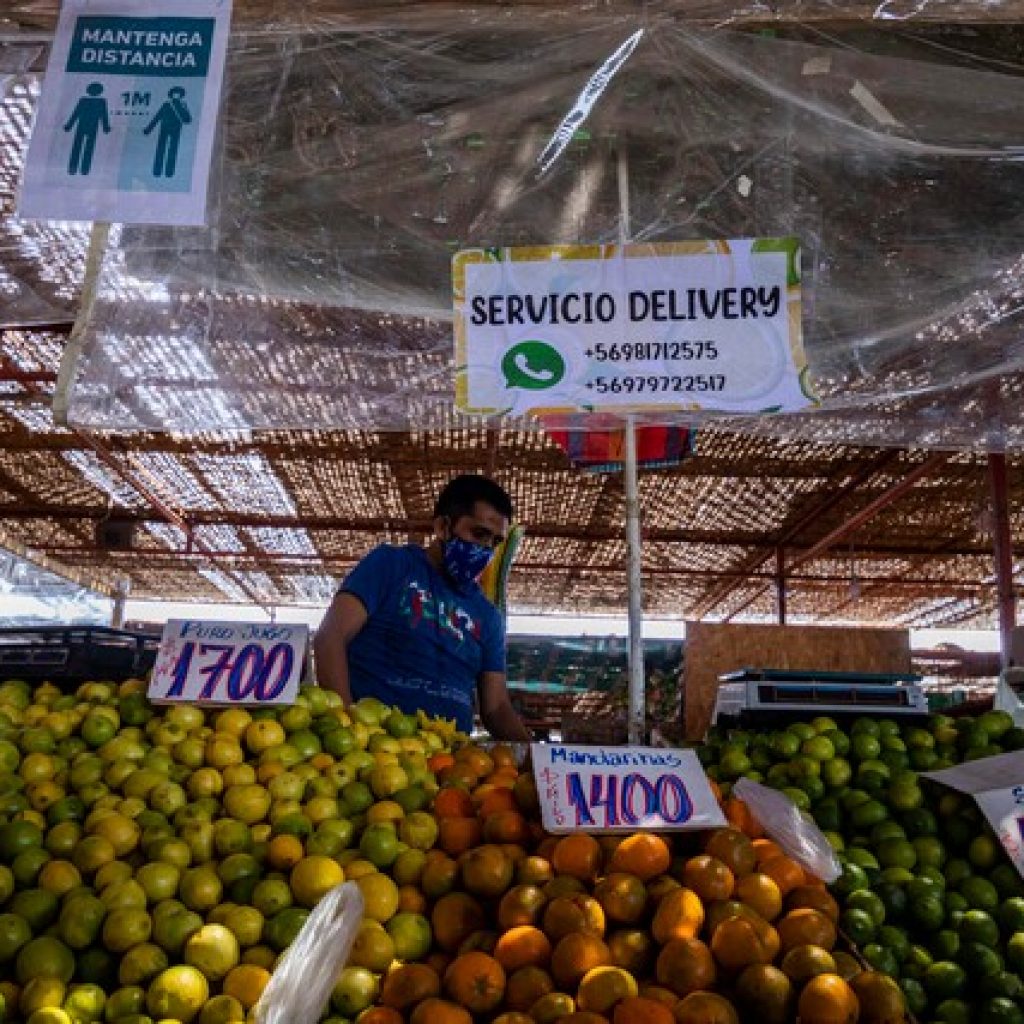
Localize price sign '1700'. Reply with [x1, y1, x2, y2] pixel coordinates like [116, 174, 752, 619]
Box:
[530, 743, 727, 834]
[148, 620, 308, 706]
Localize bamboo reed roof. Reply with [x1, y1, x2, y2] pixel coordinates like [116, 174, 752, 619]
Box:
[1, 10, 1023, 626]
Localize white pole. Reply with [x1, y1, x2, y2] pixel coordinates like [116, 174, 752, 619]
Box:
[617, 145, 645, 745]
[624, 415, 645, 744]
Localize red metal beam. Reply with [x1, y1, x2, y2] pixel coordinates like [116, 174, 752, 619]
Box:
[724, 451, 951, 622]
[989, 453, 1017, 666]
[692, 450, 901, 618]
[784, 452, 951, 575]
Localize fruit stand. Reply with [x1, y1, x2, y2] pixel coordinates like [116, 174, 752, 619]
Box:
[4, 1, 1024, 1024]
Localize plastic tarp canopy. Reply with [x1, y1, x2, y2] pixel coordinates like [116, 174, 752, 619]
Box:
[5, 13, 1024, 446]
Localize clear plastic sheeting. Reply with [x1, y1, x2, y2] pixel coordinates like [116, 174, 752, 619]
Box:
[16, 19, 1024, 444]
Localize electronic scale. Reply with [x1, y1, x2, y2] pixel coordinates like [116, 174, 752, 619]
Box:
[711, 668, 929, 729]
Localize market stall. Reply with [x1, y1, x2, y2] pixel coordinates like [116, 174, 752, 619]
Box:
[2, 2, 1024, 1024]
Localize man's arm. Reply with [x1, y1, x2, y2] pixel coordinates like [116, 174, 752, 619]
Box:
[478, 671, 530, 742]
[313, 592, 368, 705]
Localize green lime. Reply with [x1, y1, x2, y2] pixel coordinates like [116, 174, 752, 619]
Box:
[959, 909, 999, 946]
[851, 800, 888, 829]
[942, 817, 974, 852]
[771, 732, 801, 758]
[968, 835, 1001, 870]
[877, 838, 916, 871]
[0, 821, 43, 863]
[814, 798, 842, 833]
[877, 924, 910, 962]
[933, 929, 960, 960]
[264, 908, 309, 951]
[840, 908, 876, 946]
[960, 876, 999, 912]
[889, 781, 924, 812]
[908, 875, 944, 902]
[978, 998, 1024, 1024]
[0, 913, 32, 961]
[788, 722, 816, 742]
[846, 890, 886, 927]
[1006, 931, 1024, 974]
[924, 961, 967, 1001]
[910, 894, 945, 931]
[913, 836, 946, 868]
[874, 882, 907, 921]
[879, 866, 915, 885]
[801, 736, 835, 762]
[935, 998, 972, 1024]
[943, 858, 972, 889]
[11, 889, 58, 932]
[981, 972, 1024, 1001]
[824, 729, 850, 756]
[851, 733, 882, 760]
[903, 944, 934, 980]
[899, 977, 927, 1016]
[834, 862, 870, 896]
[820, 759, 852, 789]
[851, 718, 881, 737]
[979, 710, 1014, 739]
[861, 942, 898, 977]
[781, 787, 811, 812]
[958, 941, 1003, 979]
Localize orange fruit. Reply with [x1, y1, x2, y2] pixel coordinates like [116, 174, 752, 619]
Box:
[514, 775, 540, 816]
[576, 967, 639, 1014]
[609, 834, 670, 882]
[398, 885, 427, 915]
[410, 997, 472, 1024]
[439, 818, 482, 858]
[550, 933, 612, 991]
[561, 1014, 608, 1024]
[456, 930, 498, 956]
[517, 857, 554, 887]
[710, 916, 773, 974]
[637, 985, 677, 1009]
[431, 893, 487, 953]
[494, 926, 552, 972]
[613, 996, 675, 1024]
[543, 895, 606, 941]
[443, 952, 505, 1013]
[797, 974, 860, 1024]
[751, 839, 784, 864]
[654, 938, 715, 998]
[735, 872, 783, 922]
[478, 789, 518, 817]
[786, 886, 840, 923]
[460, 845, 513, 898]
[832, 952, 863, 983]
[498, 885, 547, 930]
[495, 1015, 535, 1024]
[776, 909, 837, 954]
[594, 874, 647, 925]
[681, 856, 734, 902]
[673, 992, 739, 1024]
[759, 856, 805, 898]
[429, 753, 456, 774]
[735, 964, 794, 1024]
[222, 964, 271, 1009]
[723, 797, 763, 839]
[552, 835, 602, 882]
[422, 855, 459, 899]
[434, 789, 475, 820]
[850, 971, 905, 1024]
[357, 1009, 404, 1024]
[781, 945, 837, 986]
[651, 888, 704, 944]
[607, 930, 654, 976]
[380, 963, 442, 1010]
[505, 966, 555, 1012]
[266, 836, 304, 871]
[483, 812, 532, 846]
[703, 830, 756, 878]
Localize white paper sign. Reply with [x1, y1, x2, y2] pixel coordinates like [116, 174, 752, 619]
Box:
[454, 240, 813, 418]
[924, 750, 1024, 880]
[19, 0, 232, 225]
[148, 620, 307, 706]
[531, 743, 727, 834]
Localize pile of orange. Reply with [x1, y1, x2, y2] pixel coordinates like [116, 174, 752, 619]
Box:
[350, 745, 905, 1024]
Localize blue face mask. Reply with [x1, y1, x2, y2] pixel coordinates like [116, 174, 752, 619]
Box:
[442, 534, 494, 591]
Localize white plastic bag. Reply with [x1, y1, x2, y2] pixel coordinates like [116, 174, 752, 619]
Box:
[254, 881, 366, 1024]
[733, 779, 842, 884]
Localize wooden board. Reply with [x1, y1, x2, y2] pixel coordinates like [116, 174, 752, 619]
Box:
[683, 622, 912, 741]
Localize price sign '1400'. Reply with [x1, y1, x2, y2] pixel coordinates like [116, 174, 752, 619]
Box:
[567, 771, 693, 828]
[530, 743, 727, 834]
[148, 620, 308, 707]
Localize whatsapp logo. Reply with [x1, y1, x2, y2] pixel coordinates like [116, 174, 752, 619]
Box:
[501, 340, 566, 391]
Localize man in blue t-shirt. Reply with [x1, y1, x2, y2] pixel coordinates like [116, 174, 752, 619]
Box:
[313, 475, 529, 741]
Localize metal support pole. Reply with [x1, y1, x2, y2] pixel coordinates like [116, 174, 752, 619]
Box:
[988, 453, 1016, 666]
[625, 416, 645, 744]
[111, 579, 129, 629]
[775, 547, 787, 625]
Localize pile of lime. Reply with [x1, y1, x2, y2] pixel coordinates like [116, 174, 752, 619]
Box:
[702, 709, 1024, 1024]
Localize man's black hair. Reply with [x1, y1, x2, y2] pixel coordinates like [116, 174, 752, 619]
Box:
[434, 475, 513, 522]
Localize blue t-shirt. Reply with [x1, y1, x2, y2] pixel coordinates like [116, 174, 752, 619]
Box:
[340, 544, 506, 732]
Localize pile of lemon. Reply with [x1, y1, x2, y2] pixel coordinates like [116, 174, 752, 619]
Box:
[0, 679, 454, 1024]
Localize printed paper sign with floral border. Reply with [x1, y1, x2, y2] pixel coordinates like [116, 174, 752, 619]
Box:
[454, 239, 814, 420]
